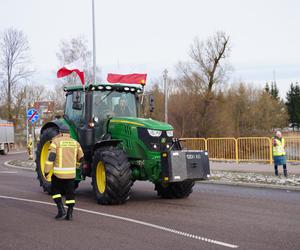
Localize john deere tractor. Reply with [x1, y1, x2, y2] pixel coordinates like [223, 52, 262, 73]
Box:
[36, 82, 210, 204]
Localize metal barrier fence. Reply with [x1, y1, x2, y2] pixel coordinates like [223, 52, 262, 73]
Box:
[207, 138, 237, 161]
[181, 137, 300, 164]
[285, 137, 300, 162]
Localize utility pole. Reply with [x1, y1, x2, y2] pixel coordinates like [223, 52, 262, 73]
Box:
[92, 0, 96, 85]
[163, 69, 168, 123]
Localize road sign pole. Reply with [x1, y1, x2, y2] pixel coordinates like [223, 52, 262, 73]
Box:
[31, 124, 35, 161]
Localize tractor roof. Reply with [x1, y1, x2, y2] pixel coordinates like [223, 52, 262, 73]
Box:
[64, 83, 144, 93]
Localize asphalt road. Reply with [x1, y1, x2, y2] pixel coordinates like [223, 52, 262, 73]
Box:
[0, 153, 299, 250]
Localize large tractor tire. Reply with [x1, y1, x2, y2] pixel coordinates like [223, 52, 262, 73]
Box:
[155, 181, 195, 199]
[92, 147, 132, 205]
[35, 127, 58, 193]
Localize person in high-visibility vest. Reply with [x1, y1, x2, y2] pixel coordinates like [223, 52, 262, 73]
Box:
[272, 131, 287, 177]
[44, 126, 84, 220]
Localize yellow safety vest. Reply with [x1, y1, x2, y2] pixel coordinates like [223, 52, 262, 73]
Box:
[272, 138, 286, 156]
[45, 134, 84, 179]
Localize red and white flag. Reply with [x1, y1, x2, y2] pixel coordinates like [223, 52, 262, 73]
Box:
[57, 60, 85, 85]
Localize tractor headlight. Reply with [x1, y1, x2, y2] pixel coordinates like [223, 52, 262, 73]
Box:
[147, 129, 162, 137]
[166, 130, 173, 137]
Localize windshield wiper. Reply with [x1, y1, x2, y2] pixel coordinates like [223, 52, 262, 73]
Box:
[96, 91, 113, 105]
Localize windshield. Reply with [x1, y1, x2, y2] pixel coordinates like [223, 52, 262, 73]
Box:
[93, 91, 137, 120]
[93, 90, 138, 140]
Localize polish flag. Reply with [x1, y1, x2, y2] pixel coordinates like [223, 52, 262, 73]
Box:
[57, 59, 85, 85]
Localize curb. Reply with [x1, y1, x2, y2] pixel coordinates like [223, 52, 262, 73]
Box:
[200, 180, 300, 191]
[4, 160, 35, 171]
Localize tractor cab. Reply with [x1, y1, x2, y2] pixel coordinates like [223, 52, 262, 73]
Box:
[63, 83, 144, 142]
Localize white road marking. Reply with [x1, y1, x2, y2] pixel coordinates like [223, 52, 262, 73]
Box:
[9, 151, 27, 154]
[0, 171, 18, 174]
[4, 161, 34, 171]
[0, 195, 239, 248]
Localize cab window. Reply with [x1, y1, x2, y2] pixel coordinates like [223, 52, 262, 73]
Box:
[65, 92, 85, 126]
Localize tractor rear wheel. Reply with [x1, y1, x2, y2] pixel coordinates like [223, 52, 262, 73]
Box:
[155, 181, 195, 199]
[92, 147, 132, 205]
[35, 127, 58, 193]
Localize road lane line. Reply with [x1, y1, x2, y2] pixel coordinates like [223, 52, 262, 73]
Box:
[6, 151, 27, 155]
[0, 195, 239, 248]
[0, 171, 18, 174]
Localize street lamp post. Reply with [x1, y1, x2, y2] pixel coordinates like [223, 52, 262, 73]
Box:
[163, 69, 168, 123]
[92, 0, 96, 85]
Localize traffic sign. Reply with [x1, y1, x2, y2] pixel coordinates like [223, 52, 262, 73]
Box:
[27, 109, 39, 124]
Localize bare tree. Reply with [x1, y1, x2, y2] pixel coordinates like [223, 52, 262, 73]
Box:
[189, 31, 231, 93]
[177, 31, 231, 136]
[47, 83, 66, 113]
[12, 85, 27, 130]
[56, 36, 101, 86]
[25, 83, 46, 105]
[0, 28, 33, 120]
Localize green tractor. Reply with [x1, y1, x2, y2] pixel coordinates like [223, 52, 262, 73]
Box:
[36, 82, 210, 204]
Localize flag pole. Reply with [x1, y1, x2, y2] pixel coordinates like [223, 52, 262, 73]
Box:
[92, 0, 96, 85]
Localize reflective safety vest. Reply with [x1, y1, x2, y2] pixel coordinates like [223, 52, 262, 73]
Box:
[45, 133, 84, 179]
[272, 138, 286, 156]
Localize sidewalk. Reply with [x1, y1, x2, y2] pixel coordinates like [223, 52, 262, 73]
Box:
[207, 161, 300, 190]
[210, 161, 300, 174]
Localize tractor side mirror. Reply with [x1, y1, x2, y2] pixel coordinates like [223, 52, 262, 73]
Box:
[149, 94, 155, 113]
[72, 91, 83, 110]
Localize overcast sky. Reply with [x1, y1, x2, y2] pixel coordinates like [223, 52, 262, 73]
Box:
[1, 0, 299, 97]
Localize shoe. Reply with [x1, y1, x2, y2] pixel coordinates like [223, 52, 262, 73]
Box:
[55, 202, 66, 219]
[65, 206, 73, 221]
[284, 170, 288, 178]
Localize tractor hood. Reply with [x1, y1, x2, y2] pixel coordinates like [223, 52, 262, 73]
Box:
[109, 117, 173, 131]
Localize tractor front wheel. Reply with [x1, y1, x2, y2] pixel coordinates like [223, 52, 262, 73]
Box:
[92, 147, 132, 205]
[35, 127, 58, 193]
[155, 181, 195, 199]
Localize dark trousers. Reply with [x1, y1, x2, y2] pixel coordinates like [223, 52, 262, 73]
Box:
[51, 175, 75, 207]
[274, 164, 287, 176]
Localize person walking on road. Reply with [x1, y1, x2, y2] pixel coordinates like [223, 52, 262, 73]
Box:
[44, 126, 84, 220]
[272, 131, 287, 177]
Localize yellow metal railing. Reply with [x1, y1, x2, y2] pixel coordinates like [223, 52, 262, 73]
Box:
[237, 137, 272, 164]
[181, 137, 300, 164]
[181, 138, 206, 151]
[207, 138, 237, 161]
[285, 137, 300, 162]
